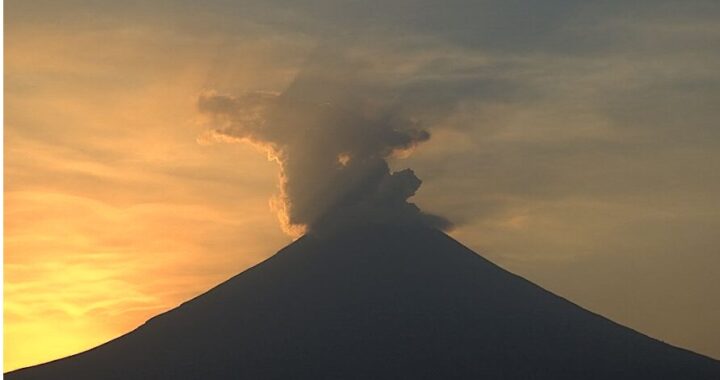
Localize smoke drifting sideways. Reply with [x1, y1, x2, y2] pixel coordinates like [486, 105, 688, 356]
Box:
[198, 56, 452, 236]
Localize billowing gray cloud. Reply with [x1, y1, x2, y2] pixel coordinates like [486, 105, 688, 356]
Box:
[23, 0, 714, 358]
[198, 54, 452, 233]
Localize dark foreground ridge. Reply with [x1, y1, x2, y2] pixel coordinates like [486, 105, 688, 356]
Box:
[8, 224, 720, 379]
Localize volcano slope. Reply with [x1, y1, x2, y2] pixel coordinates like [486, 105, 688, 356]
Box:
[7, 224, 720, 379]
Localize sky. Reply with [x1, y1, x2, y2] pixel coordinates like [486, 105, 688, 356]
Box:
[5, 0, 720, 371]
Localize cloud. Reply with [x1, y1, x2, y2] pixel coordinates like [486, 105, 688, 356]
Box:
[197, 54, 452, 234]
[8, 0, 720, 364]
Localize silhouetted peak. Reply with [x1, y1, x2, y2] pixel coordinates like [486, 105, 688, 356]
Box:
[7, 224, 720, 380]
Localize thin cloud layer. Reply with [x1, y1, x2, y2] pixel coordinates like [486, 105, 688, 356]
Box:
[6, 0, 720, 369]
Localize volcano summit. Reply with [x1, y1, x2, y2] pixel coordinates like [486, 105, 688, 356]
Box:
[8, 223, 720, 379]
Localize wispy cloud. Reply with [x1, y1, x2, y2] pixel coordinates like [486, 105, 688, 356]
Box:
[5, 0, 720, 370]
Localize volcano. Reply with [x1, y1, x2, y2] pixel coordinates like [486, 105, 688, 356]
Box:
[7, 224, 720, 379]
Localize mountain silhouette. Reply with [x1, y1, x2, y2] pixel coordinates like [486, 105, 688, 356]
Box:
[7, 224, 720, 379]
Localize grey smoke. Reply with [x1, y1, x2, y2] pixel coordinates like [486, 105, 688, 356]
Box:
[198, 52, 451, 234]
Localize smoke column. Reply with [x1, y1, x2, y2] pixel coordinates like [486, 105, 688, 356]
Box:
[198, 48, 451, 235]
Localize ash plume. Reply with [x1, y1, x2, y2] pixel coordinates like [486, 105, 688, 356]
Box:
[198, 51, 451, 235]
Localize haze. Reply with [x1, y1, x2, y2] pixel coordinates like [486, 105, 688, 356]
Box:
[5, 0, 720, 371]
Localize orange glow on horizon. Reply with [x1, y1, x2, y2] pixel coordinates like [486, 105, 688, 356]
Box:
[6, 1, 720, 371]
[3, 23, 296, 370]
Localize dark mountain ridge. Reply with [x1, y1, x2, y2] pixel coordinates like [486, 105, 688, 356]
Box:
[8, 224, 720, 379]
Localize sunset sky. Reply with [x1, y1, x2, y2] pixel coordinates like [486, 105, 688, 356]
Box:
[5, 0, 720, 371]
